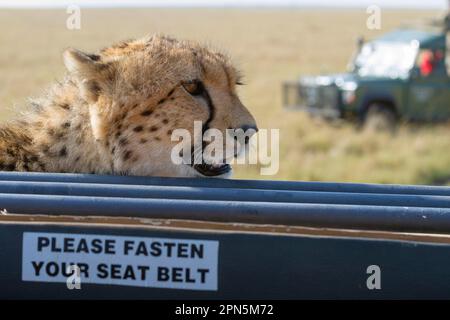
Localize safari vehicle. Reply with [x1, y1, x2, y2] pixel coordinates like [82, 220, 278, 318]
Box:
[282, 26, 450, 130]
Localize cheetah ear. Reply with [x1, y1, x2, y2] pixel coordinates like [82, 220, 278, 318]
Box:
[63, 48, 104, 77]
[63, 48, 107, 103]
[64, 48, 112, 141]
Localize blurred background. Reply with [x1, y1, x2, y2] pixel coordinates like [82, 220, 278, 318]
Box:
[0, 0, 449, 184]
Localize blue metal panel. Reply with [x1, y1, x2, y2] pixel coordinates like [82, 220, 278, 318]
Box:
[0, 171, 449, 195]
[0, 181, 448, 208]
[0, 172, 448, 233]
[1, 172, 450, 299]
[0, 192, 449, 233]
[0, 172, 450, 233]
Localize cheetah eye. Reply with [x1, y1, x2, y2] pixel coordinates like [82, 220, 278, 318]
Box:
[182, 80, 204, 96]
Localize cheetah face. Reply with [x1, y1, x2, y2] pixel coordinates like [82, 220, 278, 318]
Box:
[63, 35, 257, 178]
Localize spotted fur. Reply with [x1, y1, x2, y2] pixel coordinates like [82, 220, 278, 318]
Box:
[0, 35, 257, 177]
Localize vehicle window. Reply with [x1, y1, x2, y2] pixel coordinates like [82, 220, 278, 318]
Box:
[416, 49, 444, 77]
[354, 42, 418, 78]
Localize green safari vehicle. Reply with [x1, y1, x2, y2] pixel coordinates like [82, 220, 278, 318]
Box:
[283, 27, 450, 130]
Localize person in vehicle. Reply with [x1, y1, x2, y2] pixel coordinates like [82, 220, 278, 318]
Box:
[420, 50, 435, 76]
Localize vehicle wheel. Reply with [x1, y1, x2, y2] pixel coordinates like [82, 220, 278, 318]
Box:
[363, 104, 397, 133]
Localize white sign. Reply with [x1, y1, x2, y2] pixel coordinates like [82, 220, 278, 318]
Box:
[22, 232, 219, 291]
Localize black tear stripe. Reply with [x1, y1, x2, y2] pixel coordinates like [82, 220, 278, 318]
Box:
[199, 82, 215, 133]
[201, 83, 216, 160]
[192, 58, 214, 133]
[150, 80, 216, 166]
[153, 81, 215, 130]
[189, 81, 216, 166]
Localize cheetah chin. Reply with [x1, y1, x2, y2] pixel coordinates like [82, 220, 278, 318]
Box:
[192, 163, 232, 178]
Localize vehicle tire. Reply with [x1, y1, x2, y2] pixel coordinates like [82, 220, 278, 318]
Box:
[363, 104, 397, 133]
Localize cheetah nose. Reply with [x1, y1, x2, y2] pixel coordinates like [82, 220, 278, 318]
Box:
[241, 124, 259, 133]
[240, 125, 259, 144]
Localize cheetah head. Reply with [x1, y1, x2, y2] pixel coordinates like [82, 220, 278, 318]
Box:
[63, 35, 257, 178]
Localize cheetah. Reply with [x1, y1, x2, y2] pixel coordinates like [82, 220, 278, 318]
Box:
[0, 35, 257, 178]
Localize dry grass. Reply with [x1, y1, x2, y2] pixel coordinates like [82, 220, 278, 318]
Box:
[0, 8, 449, 184]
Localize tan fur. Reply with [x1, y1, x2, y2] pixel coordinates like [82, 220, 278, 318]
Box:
[0, 35, 257, 177]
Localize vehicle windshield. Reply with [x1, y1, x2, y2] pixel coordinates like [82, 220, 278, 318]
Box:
[354, 41, 418, 78]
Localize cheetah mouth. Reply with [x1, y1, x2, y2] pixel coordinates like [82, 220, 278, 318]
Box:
[193, 163, 232, 177]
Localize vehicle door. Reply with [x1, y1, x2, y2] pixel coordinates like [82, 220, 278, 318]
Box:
[408, 48, 450, 121]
